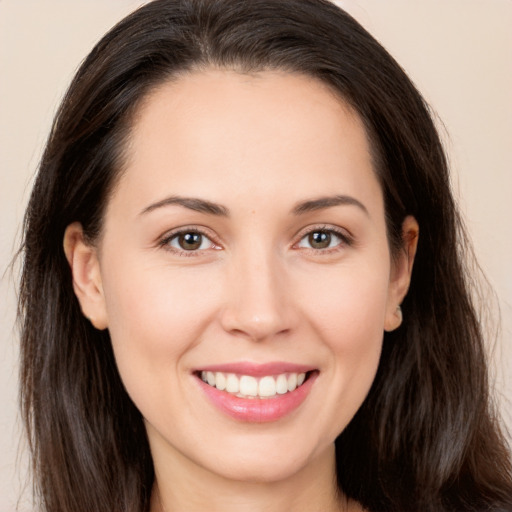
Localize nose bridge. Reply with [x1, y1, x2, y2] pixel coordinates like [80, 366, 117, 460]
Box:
[220, 238, 294, 341]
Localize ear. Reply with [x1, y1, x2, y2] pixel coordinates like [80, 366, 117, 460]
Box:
[63, 222, 108, 330]
[384, 216, 419, 332]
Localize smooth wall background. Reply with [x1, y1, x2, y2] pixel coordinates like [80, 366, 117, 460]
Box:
[1, 1, 510, 510]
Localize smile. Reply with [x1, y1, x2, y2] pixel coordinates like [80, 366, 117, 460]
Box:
[194, 363, 318, 422]
[200, 371, 307, 399]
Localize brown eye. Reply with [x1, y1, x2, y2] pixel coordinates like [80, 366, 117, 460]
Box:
[166, 231, 212, 252]
[297, 229, 347, 251]
[178, 232, 203, 250]
[308, 231, 332, 249]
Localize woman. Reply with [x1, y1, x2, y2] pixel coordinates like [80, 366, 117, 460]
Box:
[18, 0, 512, 511]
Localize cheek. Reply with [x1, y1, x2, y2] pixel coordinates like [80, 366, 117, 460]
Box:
[296, 261, 389, 427]
[99, 257, 221, 391]
[301, 260, 390, 346]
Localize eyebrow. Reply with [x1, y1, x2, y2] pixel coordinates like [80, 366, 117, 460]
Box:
[139, 193, 368, 218]
[292, 195, 369, 216]
[140, 196, 230, 217]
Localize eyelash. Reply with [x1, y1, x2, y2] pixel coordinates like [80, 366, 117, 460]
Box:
[158, 227, 220, 257]
[294, 225, 353, 254]
[158, 225, 353, 257]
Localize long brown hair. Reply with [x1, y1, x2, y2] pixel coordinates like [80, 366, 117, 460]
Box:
[18, 1, 512, 511]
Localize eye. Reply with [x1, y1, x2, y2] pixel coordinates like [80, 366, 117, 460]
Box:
[165, 230, 215, 252]
[297, 229, 347, 250]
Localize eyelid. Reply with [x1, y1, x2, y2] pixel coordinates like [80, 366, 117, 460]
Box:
[292, 224, 354, 251]
[158, 225, 222, 255]
[156, 223, 353, 256]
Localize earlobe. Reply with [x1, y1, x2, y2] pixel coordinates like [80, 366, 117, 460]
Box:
[384, 305, 404, 333]
[384, 216, 419, 332]
[63, 222, 109, 330]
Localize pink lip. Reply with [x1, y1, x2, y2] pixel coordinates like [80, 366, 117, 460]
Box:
[196, 361, 315, 377]
[195, 368, 318, 423]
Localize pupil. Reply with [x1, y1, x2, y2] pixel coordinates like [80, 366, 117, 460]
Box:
[179, 232, 202, 250]
[309, 231, 331, 249]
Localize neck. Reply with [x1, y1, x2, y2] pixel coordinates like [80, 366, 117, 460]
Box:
[149, 441, 354, 512]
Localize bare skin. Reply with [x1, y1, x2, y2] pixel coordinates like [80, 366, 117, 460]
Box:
[64, 69, 417, 512]
[149, 443, 359, 512]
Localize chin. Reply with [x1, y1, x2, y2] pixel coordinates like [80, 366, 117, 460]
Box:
[213, 456, 309, 484]
[199, 434, 332, 485]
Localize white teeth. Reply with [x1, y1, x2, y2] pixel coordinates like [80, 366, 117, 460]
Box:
[239, 375, 258, 396]
[258, 376, 276, 397]
[287, 373, 298, 392]
[226, 373, 239, 393]
[200, 371, 309, 398]
[215, 372, 226, 391]
[276, 374, 288, 394]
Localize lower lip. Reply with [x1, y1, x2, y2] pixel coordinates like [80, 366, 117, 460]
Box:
[196, 372, 317, 423]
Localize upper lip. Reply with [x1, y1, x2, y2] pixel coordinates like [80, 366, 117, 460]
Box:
[194, 361, 316, 377]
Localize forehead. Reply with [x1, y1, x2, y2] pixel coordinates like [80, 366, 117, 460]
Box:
[110, 69, 383, 219]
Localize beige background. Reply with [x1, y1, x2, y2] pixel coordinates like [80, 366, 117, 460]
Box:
[1, 1, 510, 510]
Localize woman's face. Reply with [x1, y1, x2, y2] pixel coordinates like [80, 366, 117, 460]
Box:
[69, 70, 415, 483]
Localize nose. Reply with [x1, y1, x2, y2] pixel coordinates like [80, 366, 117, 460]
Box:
[219, 243, 297, 342]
